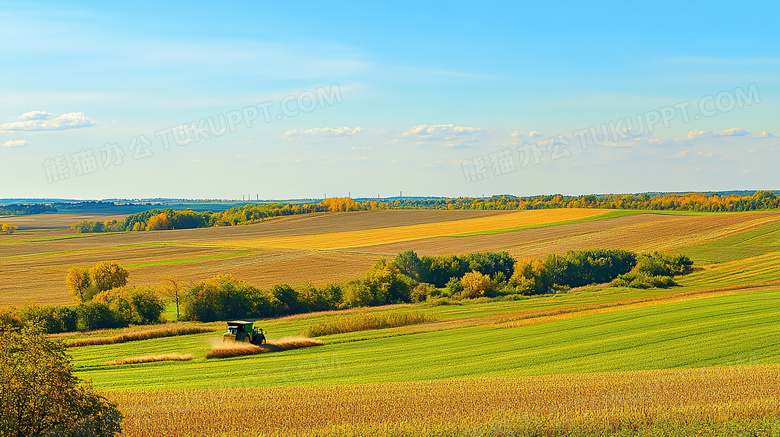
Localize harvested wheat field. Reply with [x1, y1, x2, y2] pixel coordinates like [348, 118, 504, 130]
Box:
[350, 212, 780, 258]
[0, 248, 378, 306]
[108, 364, 780, 437]
[199, 208, 611, 250]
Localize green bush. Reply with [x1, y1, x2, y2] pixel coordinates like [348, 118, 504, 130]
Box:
[636, 252, 694, 276]
[128, 287, 166, 324]
[181, 275, 257, 322]
[78, 301, 117, 330]
[611, 271, 678, 289]
[545, 249, 637, 288]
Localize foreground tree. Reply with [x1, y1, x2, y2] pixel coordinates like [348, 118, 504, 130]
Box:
[0, 323, 123, 436]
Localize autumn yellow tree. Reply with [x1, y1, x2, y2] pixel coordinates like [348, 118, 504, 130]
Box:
[89, 261, 129, 292]
[66, 266, 93, 303]
[0, 323, 123, 436]
[0, 223, 18, 234]
[511, 258, 552, 295]
[460, 271, 491, 298]
[146, 213, 172, 231]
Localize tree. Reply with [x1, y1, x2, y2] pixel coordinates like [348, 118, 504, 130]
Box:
[66, 266, 93, 303]
[270, 284, 299, 314]
[161, 276, 184, 320]
[89, 262, 129, 292]
[510, 258, 552, 295]
[146, 213, 172, 231]
[0, 223, 18, 235]
[394, 250, 422, 281]
[0, 323, 123, 437]
[460, 271, 491, 298]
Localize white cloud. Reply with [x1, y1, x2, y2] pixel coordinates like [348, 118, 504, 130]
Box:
[2, 139, 29, 148]
[284, 126, 362, 140]
[0, 111, 97, 132]
[19, 111, 52, 121]
[235, 154, 247, 159]
[402, 124, 482, 139]
[352, 146, 372, 150]
[720, 128, 750, 136]
[511, 130, 543, 139]
[399, 124, 483, 149]
[687, 128, 750, 139]
[758, 130, 776, 138]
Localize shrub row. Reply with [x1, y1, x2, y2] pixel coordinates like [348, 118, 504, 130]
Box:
[180, 250, 691, 323]
[1, 286, 166, 333]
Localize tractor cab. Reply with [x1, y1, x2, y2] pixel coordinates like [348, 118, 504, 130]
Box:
[223, 321, 254, 343]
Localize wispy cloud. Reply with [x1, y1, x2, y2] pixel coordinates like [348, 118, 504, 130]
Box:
[511, 130, 544, 140]
[284, 126, 362, 140]
[0, 111, 97, 132]
[2, 139, 29, 148]
[400, 124, 483, 149]
[402, 124, 482, 139]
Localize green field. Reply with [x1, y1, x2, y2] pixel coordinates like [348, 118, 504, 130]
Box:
[69, 262, 780, 391]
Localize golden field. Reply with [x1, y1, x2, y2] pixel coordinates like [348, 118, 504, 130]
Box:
[108, 365, 780, 437]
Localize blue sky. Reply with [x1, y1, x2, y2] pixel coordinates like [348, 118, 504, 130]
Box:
[0, 1, 778, 199]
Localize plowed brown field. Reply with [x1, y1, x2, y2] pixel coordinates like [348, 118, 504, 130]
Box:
[351, 212, 780, 257]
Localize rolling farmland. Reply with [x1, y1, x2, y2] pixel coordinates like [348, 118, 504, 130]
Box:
[3, 208, 779, 307]
[3, 207, 780, 436]
[59, 249, 780, 436]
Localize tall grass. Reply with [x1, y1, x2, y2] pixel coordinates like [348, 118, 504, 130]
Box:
[301, 311, 436, 337]
[66, 324, 215, 347]
[106, 353, 193, 366]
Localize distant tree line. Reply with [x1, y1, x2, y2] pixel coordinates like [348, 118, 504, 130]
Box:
[0, 201, 117, 216]
[0, 204, 56, 215]
[70, 198, 385, 233]
[68, 191, 779, 233]
[387, 190, 780, 212]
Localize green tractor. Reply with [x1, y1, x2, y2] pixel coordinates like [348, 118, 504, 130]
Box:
[222, 321, 267, 345]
